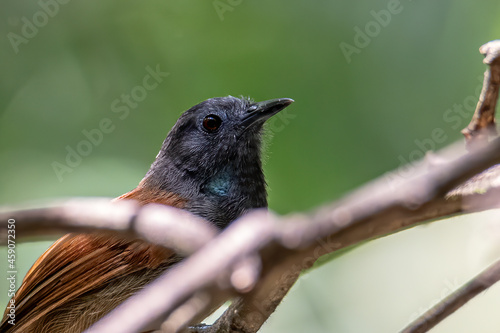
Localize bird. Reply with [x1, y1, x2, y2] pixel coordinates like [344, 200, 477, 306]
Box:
[0, 96, 294, 333]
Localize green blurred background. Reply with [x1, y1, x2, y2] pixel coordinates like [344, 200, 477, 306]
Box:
[2, 1, 500, 332]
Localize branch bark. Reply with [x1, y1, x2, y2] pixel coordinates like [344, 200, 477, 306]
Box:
[462, 39, 500, 149]
[0, 199, 217, 256]
[400, 258, 500, 333]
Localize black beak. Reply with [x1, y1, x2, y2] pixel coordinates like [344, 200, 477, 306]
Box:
[241, 98, 294, 128]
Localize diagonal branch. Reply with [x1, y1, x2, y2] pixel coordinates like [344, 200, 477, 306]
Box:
[462, 39, 500, 149]
[85, 210, 277, 333]
[400, 258, 500, 333]
[210, 142, 500, 333]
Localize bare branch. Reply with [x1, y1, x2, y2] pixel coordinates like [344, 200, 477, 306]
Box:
[211, 141, 500, 333]
[400, 258, 500, 333]
[462, 39, 500, 149]
[0, 199, 217, 256]
[85, 210, 276, 333]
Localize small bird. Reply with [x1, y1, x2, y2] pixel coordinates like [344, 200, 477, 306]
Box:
[0, 96, 293, 333]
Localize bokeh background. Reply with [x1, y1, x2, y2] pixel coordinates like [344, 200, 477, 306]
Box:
[2, 1, 500, 332]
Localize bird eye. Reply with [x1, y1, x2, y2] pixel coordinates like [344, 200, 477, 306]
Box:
[202, 115, 222, 132]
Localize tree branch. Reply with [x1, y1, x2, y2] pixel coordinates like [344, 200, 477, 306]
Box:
[210, 141, 500, 333]
[462, 39, 500, 149]
[400, 258, 500, 333]
[0, 199, 217, 256]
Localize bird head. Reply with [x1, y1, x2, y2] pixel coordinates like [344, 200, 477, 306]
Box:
[142, 96, 294, 228]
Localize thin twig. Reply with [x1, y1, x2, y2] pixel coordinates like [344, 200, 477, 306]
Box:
[400, 259, 500, 333]
[462, 40, 500, 149]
